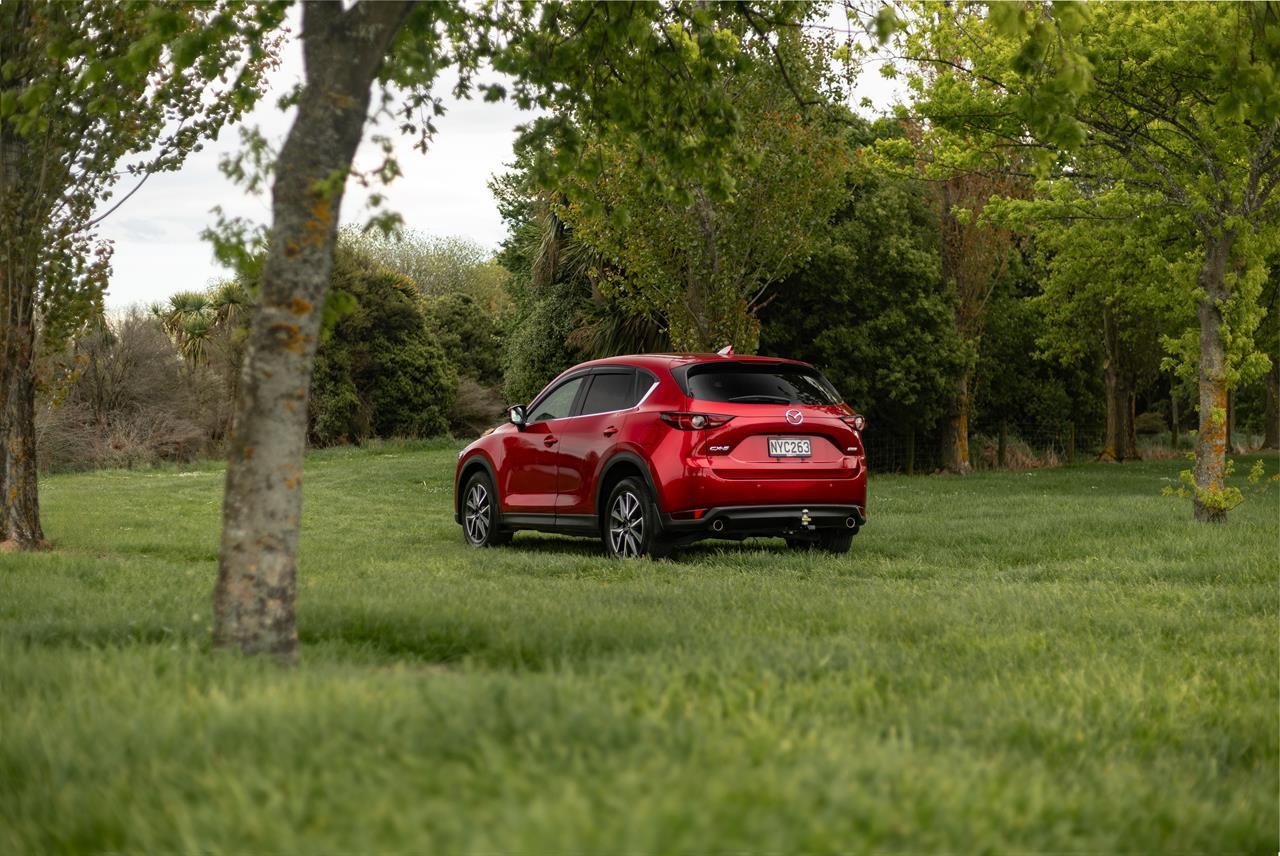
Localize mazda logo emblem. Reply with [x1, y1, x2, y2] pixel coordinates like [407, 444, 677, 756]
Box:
[785, 409, 803, 426]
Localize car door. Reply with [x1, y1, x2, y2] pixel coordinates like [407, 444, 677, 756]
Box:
[499, 375, 587, 515]
[554, 368, 640, 520]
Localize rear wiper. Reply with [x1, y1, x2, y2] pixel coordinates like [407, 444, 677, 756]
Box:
[726, 394, 791, 403]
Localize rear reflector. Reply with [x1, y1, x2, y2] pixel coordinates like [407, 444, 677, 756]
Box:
[669, 508, 708, 520]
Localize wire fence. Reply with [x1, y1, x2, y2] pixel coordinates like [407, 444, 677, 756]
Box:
[858, 422, 1260, 475]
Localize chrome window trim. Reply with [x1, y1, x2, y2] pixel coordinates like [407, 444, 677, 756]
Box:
[535, 380, 660, 425]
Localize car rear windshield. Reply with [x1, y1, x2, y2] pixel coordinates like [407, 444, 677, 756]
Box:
[680, 362, 842, 406]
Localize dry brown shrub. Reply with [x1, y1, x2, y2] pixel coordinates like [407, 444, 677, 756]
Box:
[37, 309, 225, 472]
[972, 433, 1061, 471]
[449, 375, 505, 437]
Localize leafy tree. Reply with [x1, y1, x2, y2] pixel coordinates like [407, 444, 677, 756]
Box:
[970, 265, 1103, 463]
[492, 159, 662, 404]
[893, 0, 1280, 520]
[152, 280, 254, 440]
[0, 0, 281, 548]
[559, 32, 849, 353]
[341, 229, 511, 311]
[1261, 264, 1280, 449]
[761, 120, 965, 473]
[211, 0, 823, 657]
[932, 169, 1023, 472]
[994, 182, 1196, 462]
[310, 244, 454, 444]
[503, 278, 592, 405]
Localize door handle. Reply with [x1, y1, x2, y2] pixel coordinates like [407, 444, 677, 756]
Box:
[603, 425, 618, 437]
[543, 435, 558, 447]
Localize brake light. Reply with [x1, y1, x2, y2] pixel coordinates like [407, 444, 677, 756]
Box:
[660, 412, 735, 430]
[841, 414, 866, 431]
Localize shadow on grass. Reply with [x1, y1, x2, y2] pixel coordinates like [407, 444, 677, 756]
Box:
[2, 621, 197, 650]
[507, 532, 802, 561]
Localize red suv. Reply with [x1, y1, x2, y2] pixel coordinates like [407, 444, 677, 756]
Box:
[454, 353, 867, 558]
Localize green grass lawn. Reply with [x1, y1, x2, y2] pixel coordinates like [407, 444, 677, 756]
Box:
[2, 442, 1277, 852]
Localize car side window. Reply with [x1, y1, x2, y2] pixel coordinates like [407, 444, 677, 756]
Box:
[633, 369, 657, 404]
[579, 371, 636, 416]
[529, 376, 585, 423]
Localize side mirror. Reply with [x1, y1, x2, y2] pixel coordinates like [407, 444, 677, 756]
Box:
[508, 404, 527, 430]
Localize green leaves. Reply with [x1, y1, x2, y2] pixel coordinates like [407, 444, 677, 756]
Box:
[2, 0, 287, 355]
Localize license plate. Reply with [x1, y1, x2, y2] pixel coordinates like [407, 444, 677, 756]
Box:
[768, 437, 811, 457]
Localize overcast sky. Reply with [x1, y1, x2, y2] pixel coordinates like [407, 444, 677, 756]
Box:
[98, 6, 905, 309]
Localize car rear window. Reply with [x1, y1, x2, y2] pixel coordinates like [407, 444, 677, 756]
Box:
[681, 362, 841, 406]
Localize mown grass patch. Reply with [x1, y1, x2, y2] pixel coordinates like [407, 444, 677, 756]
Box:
[2, 444, 1276, 852]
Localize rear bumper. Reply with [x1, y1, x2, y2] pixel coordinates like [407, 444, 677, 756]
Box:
[659, 504, 865, 540]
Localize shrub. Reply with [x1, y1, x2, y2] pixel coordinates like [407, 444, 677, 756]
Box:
[971, 433, 1061, 471]
[37, 310, 210, 471]
[450, 375, 507, 437]
[1134, 411, 1167, 435]
[423, 291, 506, 382]
[503, 277, 590, 405]
[309, 243, 456, 445]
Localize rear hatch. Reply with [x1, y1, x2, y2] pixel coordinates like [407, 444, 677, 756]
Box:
[674, 360, 863, 480]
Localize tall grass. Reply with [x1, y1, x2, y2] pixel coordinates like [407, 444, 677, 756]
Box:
[1, 445, 1276, 852]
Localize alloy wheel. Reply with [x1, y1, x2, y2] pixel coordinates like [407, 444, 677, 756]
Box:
[464, 481, 490, 544]
[609, 490, 644, 558]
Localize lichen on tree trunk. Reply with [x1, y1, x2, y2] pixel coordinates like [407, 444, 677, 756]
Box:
[1192, 233, 1233, 523]
[212, 0, 412, 658]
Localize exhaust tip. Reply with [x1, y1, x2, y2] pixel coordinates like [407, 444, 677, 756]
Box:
[711, 519, 725, 532]
[845, 516, 857, 529]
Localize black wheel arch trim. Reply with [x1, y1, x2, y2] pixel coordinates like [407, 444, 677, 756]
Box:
[455, 453, 499, 524]
[594, 451, 661, 521]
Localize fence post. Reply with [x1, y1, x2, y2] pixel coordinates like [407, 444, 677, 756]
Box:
[997, 421, 1008, 468]
[1067, 421, 1076, 464]
[1171, 393, 1180, 449]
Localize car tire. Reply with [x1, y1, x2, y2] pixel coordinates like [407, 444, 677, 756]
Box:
[817, 530, 854, 554]
[602, 477, 671, 560]
[786, 530, 855, 554]
[461, 471, 510, 548]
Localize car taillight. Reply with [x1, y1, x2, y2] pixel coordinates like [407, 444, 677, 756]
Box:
[841, 414, 866, 431]
[660, 412, 735, 430]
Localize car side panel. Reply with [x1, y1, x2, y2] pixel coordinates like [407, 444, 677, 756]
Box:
[497, 421, 560, 513]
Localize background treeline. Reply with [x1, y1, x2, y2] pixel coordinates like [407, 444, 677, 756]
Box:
[35, 26, 1280, 476]
[36, 232, 511, 471]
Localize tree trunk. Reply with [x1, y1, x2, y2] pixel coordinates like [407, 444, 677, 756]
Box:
[212, 1, 412, 658]
[941, 370, 971, 473]
[0, 127, 43, 550]
[1264, 358, 1279, 450]
[1124, 388, 1140, 461]
[0, 320, 43, 548]
[1066, 420, 1076, 464]
[997, 420, 1007, 468]
[1192, 232, 1233, 523]
[1099, 303, 1138, 462]
[1171, 391, 1180, 450]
